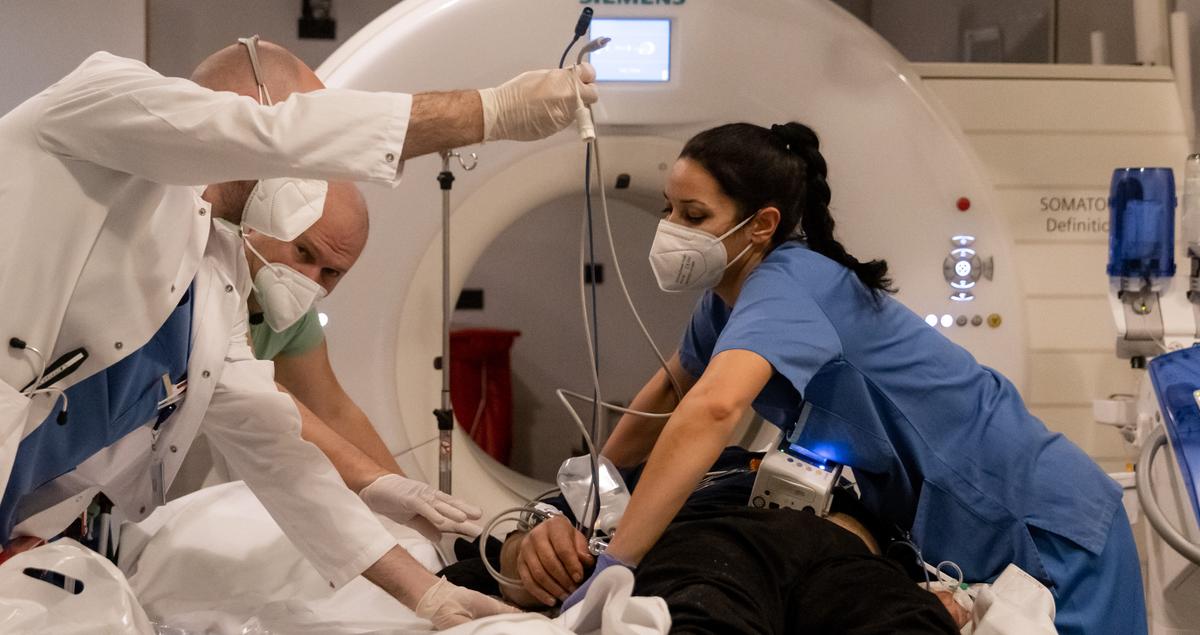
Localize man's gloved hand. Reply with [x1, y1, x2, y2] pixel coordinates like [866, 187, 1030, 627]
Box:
[359, 474, 483, 536]
[478, 64, 598, 142]
[416, 576, 522, 630]
[560, 552, 633, 612]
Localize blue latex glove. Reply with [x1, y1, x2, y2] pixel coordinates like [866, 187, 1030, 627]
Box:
[560, 552, 633, 612]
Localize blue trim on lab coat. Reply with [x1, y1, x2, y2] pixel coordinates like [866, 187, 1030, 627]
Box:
[0, 284, 193, 544]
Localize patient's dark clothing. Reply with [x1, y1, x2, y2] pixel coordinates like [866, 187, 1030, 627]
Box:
[636, 507, 958, 635]
[443, 448, 957, 633]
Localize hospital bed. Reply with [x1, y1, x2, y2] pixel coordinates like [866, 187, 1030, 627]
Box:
[1, 477, 1063, 633]
[0, 480, 669, 634]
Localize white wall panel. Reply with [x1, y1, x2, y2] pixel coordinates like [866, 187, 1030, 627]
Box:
[0, 0, 145, 115]
[923, 69, 1187, 460]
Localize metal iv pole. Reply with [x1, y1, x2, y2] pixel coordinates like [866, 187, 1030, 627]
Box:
[434, 150, 477, 494]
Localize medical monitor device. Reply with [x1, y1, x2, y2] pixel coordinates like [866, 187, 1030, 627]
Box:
[750, 430, 843, 517]
[588, 18, 671, 82]
[1148, 349, 1200, 528]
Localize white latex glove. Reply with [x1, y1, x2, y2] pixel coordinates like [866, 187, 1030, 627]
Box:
[477, 64, 598, 142]
[359, 474, 483, 536]
[416, 576, 522, 629]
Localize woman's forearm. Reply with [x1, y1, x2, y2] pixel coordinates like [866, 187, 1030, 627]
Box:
[605, 395, 741, 564]
[602, 353, 694, 468]
[601, 392, 671, 468]
[605, 350, 773, 564]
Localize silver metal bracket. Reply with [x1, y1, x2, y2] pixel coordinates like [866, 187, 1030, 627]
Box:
[1116, 290, 1165, 359]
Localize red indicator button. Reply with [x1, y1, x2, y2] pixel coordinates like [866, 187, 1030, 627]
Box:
[956, 197, 971, 212]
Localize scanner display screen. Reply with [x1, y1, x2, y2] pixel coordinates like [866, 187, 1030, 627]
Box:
[590, 18, 671, 82]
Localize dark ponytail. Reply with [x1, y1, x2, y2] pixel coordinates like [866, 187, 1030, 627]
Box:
[680, 122, 895, 296]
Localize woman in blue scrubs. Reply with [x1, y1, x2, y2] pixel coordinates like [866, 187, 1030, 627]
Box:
[568, 122, 1145, 634]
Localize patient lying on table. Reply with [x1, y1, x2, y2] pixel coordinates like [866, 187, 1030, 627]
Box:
[442, 447, 967, 634]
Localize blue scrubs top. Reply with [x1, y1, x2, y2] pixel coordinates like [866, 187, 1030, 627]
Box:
[0, 284, 193, 544]
[680, 242, 1121, 585]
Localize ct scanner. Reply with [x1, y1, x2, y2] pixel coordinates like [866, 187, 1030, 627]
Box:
[314, 0, 1027, 521]
[6, 1, 1200, 632]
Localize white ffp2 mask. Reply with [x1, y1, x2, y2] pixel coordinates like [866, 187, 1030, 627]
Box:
[241, 178, 328, 241]
[244, 236, 327, 332]
[648, 215, 756, 292]
[234, 35, 329, 242]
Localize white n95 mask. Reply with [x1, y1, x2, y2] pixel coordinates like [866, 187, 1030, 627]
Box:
[241, 178, 328, 242]
[234, 35, 328, 242]
[648, 215, 755, 292]
[244, 236, 327, 332]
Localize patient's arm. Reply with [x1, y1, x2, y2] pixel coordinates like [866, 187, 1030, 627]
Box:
[602, 351, 697, 468]
[826, 512, 880, 555]
[500, 515, 595, 608]
[499, 531, 544, 608]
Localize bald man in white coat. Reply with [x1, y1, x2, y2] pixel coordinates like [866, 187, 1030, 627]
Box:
[0, 37, 596, 628]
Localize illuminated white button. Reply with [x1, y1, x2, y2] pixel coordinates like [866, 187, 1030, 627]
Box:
[955, 261, 972, 277]
[318, 312, 329, 327]
[940, 314, 954, 328]
[925, 314, 938, 327]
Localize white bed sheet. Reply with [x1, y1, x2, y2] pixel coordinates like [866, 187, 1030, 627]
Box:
[118, 481, 669, 635]
[120, 480, 443, 634]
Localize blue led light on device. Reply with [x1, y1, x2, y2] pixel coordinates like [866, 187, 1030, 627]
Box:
[781, 439, 838, 472]
[1107, 167, 1177, 291]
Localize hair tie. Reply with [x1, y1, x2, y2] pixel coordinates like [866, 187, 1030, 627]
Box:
[769, 123, 796, 153]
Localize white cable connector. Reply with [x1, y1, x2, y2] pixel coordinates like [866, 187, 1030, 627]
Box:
[575, 105, 596, 143]
[572, 38, 608, 143]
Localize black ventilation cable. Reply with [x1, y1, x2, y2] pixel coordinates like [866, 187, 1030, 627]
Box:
[559, 7, 594, 69]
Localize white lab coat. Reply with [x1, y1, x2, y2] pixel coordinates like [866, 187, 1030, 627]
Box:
[0, 52, 412, 587]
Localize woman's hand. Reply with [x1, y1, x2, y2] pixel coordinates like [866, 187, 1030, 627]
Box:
[560, 552, 634, 612]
